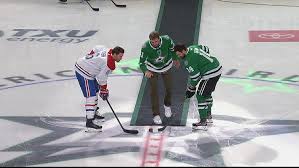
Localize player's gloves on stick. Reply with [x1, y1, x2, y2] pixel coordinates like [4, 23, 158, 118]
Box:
[185, 85, 196, 98]
[100, 85, 109, 100]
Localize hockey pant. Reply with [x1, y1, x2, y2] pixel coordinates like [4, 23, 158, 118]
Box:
[196, 74, 221, 120]
[76, 71, 99, 119]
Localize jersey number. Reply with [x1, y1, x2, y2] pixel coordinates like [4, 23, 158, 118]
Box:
[85, 50, 95, 59]
[194, 48, 213, 63]
[85, 54, 94, 59]
[85, 50, 101, 59]
[186, 66, 194, 73]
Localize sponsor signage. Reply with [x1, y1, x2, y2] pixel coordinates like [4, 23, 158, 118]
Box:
[0, 28, 98, 44]
[249, 30, 299, 42]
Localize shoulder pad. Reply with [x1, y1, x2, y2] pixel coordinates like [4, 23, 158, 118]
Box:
[142, 41, 148, 49]
[162, 35, 170, 39]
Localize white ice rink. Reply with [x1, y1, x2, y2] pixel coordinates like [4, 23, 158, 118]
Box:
[0, 0, 299, 166]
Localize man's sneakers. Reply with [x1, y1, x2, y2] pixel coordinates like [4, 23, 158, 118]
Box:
[153, 105, 172, 125]
[164, 105, 172, 118]
[192, 119, 207, 130]
[153, 115, 162, 125]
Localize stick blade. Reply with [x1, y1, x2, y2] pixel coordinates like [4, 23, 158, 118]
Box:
[124, 129, 139, 134]
[158, 125, 167, 132]
[115, 4, 126, 7]
[111, 0, 126, 7]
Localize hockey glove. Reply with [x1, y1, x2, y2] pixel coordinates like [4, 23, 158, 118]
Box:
[185, 85, 196, 99]
[99, 85, 109, 100]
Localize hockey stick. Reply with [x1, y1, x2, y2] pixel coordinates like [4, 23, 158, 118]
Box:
[85, 0, 99, 11]
[106, 99, 139, 134]
[110, 0, 126, 7]
[149, 114, 173, 133]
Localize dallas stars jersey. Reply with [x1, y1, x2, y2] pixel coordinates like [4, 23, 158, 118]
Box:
[139, 35, 178, 73]
[183, 45, 222, 87]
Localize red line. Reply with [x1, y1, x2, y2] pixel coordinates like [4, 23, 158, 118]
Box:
[156, 133, 165, 167]
[148, 152, 158, 156]
[145, 160, 158, 163]
[140, 132, 151, 167]
[140, 131, 166, 167]
[149, 145, 159, 148]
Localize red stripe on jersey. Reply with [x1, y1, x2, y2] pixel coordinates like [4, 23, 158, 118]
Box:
[75, 63, 93, 77]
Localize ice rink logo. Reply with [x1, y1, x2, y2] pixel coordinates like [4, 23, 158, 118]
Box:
[0, 30, 4, 37]
[249, 30, 299, 42]
[4, 29, 98, 44]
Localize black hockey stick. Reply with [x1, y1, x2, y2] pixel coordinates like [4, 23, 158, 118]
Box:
[110, 0, 126, 7]
[149, 115, 173, 133]
[85, 0, 99, 11]
[149, 124, 167, 132]
[106, 99, 138, 134]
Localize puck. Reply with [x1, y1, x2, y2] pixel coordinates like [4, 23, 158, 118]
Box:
[149, 127, 158, 133]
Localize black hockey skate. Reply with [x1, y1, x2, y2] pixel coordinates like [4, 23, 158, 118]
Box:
[94, 107, 105, 122]
[207, 111, 213, 123]
[85, 118, 102, 132]
[192, 119, 208, 131]
[59, 0, 67, 3]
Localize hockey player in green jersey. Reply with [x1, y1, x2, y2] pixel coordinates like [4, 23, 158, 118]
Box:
[174, 43, 222, 130]
[139, 31, 180, 125]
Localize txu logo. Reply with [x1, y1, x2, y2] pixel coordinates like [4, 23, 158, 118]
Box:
[5, 29, 98, 44]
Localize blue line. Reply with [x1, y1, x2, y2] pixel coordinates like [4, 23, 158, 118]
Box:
[0, 74, 298, 92]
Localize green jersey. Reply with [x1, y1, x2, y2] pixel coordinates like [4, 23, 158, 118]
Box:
[183, 45, 222, 87]
[139, 35, 179, 73]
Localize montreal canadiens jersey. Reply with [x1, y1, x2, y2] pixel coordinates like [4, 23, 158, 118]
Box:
[75, 45, 115, 85]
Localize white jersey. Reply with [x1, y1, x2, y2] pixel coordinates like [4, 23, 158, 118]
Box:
[75, 45, 114, 85]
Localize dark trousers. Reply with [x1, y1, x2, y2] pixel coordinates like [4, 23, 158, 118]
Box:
[149, 70, 172, 116]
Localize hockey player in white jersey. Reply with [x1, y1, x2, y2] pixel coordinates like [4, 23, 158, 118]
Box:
[75, 45, 124, 131]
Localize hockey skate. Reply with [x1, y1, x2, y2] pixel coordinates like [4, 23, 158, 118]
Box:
[58, 0, 67, 3]
[94, 107, 105, 122]
[85, 118, 102, 133]
[207, 111, 213, 123]
[192, 119, 207, 131]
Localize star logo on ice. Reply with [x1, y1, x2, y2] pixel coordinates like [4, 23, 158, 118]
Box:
[0, 113, 142, 167]
[1, 114, 299, 166]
